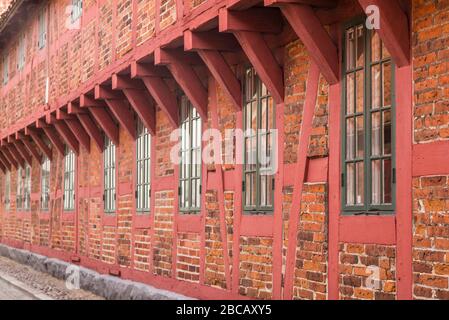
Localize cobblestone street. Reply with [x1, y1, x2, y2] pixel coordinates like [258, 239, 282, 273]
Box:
[0, 256, 103, 300]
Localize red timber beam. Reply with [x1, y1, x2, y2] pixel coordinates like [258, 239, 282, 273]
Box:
[111, 74, 156, 135]
[0, 159, 5, 173]
[1, 146, 19, 169]
[154, 48, 208, 120]
[94, 85, 137, 140]
[68, 102, 104, 151]
[265, 0, 339, 85]
[283, 62, 320, 299]
[16, 132, 42, 163]
[80, 94, 119, 145]
[219, 7, 284, 104]
[36, 119, 65, 156]
[56, 108, 91, 152]
[358, 0, 410, 67]
[46, 113, 80, 155]
[131, 61, 179, 129]
[25, 127, 53, 160]
[0, 151, 11, 171]
[8, 135, 32, 166]
[184, 30, 242, 111]
[2, 139, 25, 167]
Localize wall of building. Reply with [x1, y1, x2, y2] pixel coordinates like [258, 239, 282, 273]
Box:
[0, 0, 447, 300]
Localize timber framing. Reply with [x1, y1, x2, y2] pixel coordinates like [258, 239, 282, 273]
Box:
[0, 0, 415, 301]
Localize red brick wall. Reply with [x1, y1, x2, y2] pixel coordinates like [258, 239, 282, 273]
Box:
[0, 0, 342, 301]
[412, 0, 449, 300]
[339, 244, 396, 300]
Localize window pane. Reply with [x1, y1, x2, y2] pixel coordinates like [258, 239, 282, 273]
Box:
[346, 118, 355, 160]
[356, 116, 364, 159]
[371, 31, 381, 62]
[356, 70, 364, 113]
[356, 25, 365, 68]
[346, 163, 355, 205]
[383, 110, 392, 155]
[371, 159, 381, 205]
[346, 27, 355, 71]
[356, 162, 364, 205]
[371, 64, 381, 109]
[346, 73, 355, 114]
[371, 112, 381, 156]
[383, 159, 392, 203]
[383, 62, 392, 107]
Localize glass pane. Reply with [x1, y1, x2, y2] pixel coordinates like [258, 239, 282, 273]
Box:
[371, 159, 381, 205]
[381, 42, 391, 59]
[371, 64, 381, 109]
[356, 25, 365, 68]
[356, 162, 364, 205]
[356, 70, 364, 113]
[268, 98, 274, 129]
[356, 116, 364, 159]
[383, 159, 392, 203]
[346, 27, 355, 71]
[346, 118, 355, 160]
[346, 73, 355, 114]
[371, 31, 381, 62]
[371, 112, 381, 156]
[260, 175, 267, 207]
[346, 163, 355, 205]
[383, 110, 392, 155]
[251, 101, 257, 131]
[383, 62, 392, 107]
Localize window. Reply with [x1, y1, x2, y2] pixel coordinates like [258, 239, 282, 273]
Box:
[71, 0, 83, 22]
[179, 96, 202, 213]
[4, 171, 10, 211]
[41, 156, 50, 211]
[342, 22, 395, 214]
[103, 136, 116, 213]
[63, 146, 75, 211]
[2, 54, 8, 85]
[243, 67, 275, 214]
[136, 119, 151, 213]
[17, 34, 26, 70]
[16, 167, 24, 210]
[16, 165, 30, 211]
[38, 8, 47, 49]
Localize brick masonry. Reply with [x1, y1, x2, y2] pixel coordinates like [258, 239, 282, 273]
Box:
[339, 244, 396, 300]
[0, 0, 446, 300]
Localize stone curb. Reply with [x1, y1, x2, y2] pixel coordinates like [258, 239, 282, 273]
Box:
[0, 243, 193, 300]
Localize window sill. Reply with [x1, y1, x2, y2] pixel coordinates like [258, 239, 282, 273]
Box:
[134, 213, 151, 229]
[102, 212, 117, 227]
[62, 211, 75, 222]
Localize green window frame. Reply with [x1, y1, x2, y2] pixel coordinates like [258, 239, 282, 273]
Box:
[38, 8, 47, 50]
[41, 155, 50, 211]
[179, 96, 202, 213]
[341, 21, 396, 215]
[135, 118, 151, 213]
[243, 67, 275, 214]
[4, 171, 10, 211]
[71, 0, 83, 23]
[103, 136, 116, 214]
[63, 146, 75, 211]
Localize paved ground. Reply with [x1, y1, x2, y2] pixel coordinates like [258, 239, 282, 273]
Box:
[0, 277, 36, 300]
[0, 256, 103, 300]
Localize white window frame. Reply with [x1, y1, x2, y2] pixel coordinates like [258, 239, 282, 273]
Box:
[63, 147, 75, 211]
[38, 8, 47, 50]
[71, 0, 83, 22]
[41, 155, 51, 211]
[2, 53, 8, 85]
[4, 171, 10, 211]
[17, 34, 26, 70]
[103, 136, 116, 214]
[179, 96, 202, 213]
[135, 119, 151, 213]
